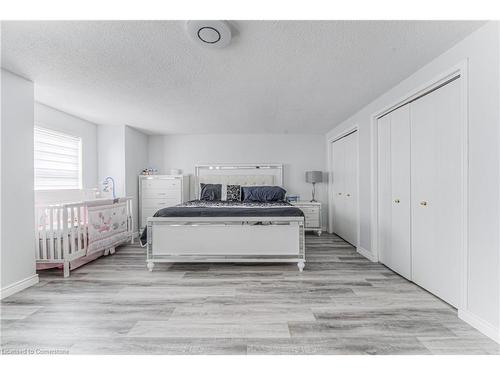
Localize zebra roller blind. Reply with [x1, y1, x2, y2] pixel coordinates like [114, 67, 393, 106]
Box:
[34, 126, 82, 190]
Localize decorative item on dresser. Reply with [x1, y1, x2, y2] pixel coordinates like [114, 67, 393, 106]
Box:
[139, 174, 189, 231]
[291, 201, 322, 236]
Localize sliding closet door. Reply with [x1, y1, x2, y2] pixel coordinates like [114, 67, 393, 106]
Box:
[343, 132, 358, 246]
[411, 78, 462, 307]
[377, 115, 392, 268]
[332, 136, 346, 237]
[389, 105, 412, 279]
[377, 106, 411, 279]
[331, 131, 358, 246]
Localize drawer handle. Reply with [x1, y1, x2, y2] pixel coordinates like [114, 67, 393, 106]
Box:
[338, 192, 342, 195]
[346, 193, 351, 197]
[394, 199, 400, 203]
[420, 201, 428, 206]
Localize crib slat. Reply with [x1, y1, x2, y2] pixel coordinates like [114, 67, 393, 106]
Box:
[82, 205, 88, 254]
[48, 207, 55, 260]
[70, 206, 76, 255]
[54, 207, 61, 260]
[59, 207, 64, 259]
[62, 206, 70, 259]
[35, 207, 41, 259]
[77, 206, 83, 253]
[129, 198, 134, 242]
[53, 207, 58, 259]
[41, 208, 48, 260]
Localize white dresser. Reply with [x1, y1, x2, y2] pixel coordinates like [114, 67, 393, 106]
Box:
[291, 201, 322, 236]
[139, 175, 189, 230]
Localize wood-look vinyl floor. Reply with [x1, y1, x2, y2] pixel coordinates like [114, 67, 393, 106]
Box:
[1, 233, 499, 355]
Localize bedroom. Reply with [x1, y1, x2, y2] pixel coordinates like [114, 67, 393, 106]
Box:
[1, 1, 500, 370]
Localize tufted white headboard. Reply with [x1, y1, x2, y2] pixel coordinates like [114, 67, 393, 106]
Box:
[194, 164, 284, 199]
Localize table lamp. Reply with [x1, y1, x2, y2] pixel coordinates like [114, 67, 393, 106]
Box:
[305, 171, 323, 202]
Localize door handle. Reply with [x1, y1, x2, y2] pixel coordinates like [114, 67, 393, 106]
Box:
[394, 199, 400, 203]
[346, 193, 351, 197]
[420, 201, 428, 206]
[338, 193, 342, 195]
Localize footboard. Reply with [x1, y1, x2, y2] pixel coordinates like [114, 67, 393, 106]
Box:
[146, 216, 305, 271]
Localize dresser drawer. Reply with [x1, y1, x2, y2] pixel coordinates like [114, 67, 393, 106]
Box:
[141, 178, 180, 190]
[142, 197, 180, 209]
[305, 218, 320, 228]
[301, 207, 319, 216]
[292, 204, 320, 229]
[303, 211, 319, 221]
[141, 203, 179, 227]
[142, 189, 181, 199]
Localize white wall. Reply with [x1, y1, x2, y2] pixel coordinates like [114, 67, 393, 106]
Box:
[0, 69, 38, 297]
[97, 124, 149, 232]
[125, 125, 149, 232]
[326, 22, 500, 340]
[35, 103, 98, 189]
[148, 134, 328, 227]
[97, 124, 126, 197]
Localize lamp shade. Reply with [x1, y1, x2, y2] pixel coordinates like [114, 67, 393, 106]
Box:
[305, 171, 323, 183]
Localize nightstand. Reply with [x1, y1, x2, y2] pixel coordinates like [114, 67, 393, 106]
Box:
[291, 201, 322, 236]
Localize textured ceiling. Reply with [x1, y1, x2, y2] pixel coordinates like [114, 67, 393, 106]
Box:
[1, 20, 484, 134]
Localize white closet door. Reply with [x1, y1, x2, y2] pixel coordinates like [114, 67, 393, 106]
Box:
[377, 115, 392, 268]
[332, 136, 346, 237]
[411, 78, 462, 307]
[344, 131, 358, 246]
[389, 105, 411, 279]
[331, 131, 358, 246]
[377, 105, 411, 279]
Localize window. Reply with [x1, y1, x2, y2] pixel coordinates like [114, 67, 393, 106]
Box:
[34, 126, 82, 190]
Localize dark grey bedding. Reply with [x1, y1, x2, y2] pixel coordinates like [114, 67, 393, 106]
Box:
[140, 200, 304, 245]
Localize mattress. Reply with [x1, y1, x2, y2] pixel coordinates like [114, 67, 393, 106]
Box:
[140, 200, 304, 245]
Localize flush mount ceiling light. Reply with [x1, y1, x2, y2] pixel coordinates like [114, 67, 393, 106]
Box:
[186, 21, 232, 48]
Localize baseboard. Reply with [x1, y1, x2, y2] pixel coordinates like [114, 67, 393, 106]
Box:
[357, 246, 378, 262]
[458, 309, 500, 343]
[0, 274, 39, 300]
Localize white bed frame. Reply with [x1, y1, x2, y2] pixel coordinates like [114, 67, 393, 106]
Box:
[146, 163, 306, 271]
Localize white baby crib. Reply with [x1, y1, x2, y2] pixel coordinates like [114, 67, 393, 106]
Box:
[35, 197, 134, 277]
